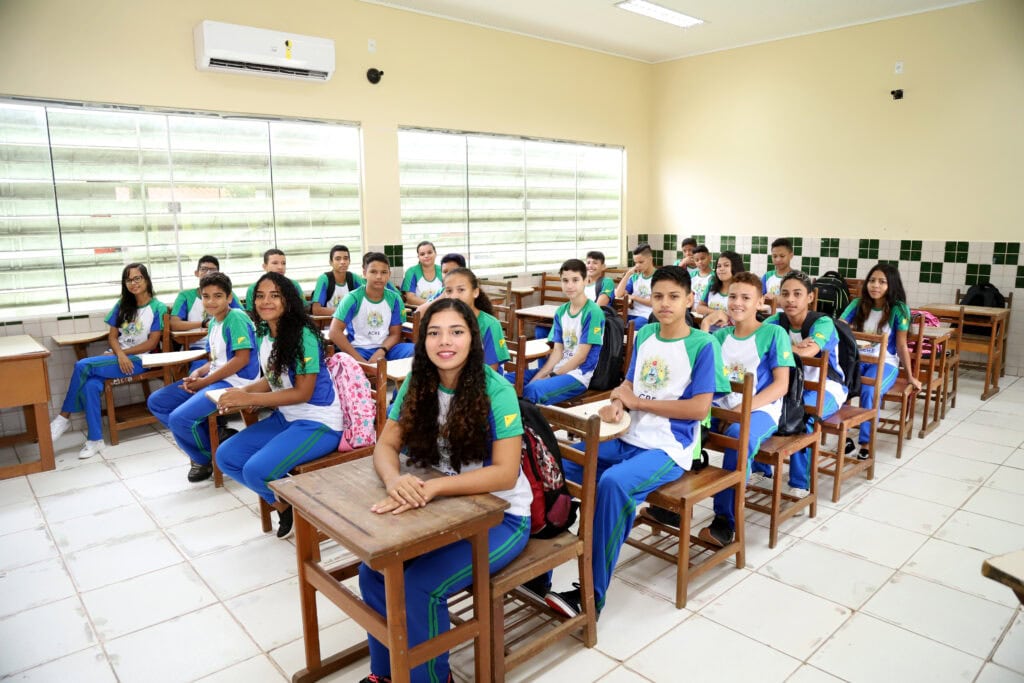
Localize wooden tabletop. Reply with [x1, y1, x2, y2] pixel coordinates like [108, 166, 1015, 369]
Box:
[137, 350, 207, 367]
[982, 550, 1024, 605]
[550, 399, 631, 441]
[922, 327, 954, 340]
[51, 330, 108, 346]
[270, 457, 509, 570]
[510, 286, 536, 295]
[515, 304, 559, 319]
[0, 335, 50, 360]
[386, 357, 412, 382]
[921, 303, 1011, 319]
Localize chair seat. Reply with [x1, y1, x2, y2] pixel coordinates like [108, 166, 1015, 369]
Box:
[646, 466, 742, 506]
[109, 368, 162, 387]
[557, 389, 613, 408]
[822, 404, 874, 431]
[757, 431, 819, 460]
[491, 534, 582, 593]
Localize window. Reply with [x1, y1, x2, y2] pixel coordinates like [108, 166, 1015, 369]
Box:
[0, 100, 361, 319]
[398, 129, 622, 276]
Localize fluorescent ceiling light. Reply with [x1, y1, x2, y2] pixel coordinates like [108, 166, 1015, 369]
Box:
[615, 0, 704, 29]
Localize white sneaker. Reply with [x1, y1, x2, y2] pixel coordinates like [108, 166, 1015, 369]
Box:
[787, 486, 811, 516]
[748, 472, 772, 489]
[78, 439, 104, 459]
[50, 415, 71, 442]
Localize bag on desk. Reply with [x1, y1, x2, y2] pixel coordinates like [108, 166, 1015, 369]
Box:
[961, 283, 1006, 336]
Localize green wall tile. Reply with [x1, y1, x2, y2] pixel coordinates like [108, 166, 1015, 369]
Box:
[801, 256, 820, 276]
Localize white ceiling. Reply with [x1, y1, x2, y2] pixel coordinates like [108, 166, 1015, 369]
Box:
[360, 0, 979, 63]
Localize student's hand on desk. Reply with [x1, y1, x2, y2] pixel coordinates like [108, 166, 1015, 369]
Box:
[373, 473, 433, 514]
[368, 348, 387, 363]
[599, 399, 624, 423]
[116, 353, 134, 374]
[609, 386, 639, 411]
[217, 389, 251, 413]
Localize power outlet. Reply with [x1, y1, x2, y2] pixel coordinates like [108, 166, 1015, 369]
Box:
[894, 61, 904, 75]
[368, 38, 377, 53]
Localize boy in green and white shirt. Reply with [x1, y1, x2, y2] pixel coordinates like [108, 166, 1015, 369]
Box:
[330, 251, 415, 362]
[761, 237, 795, 306]
[245, 248, 305, 312]
[615, 242, 657, 329]
[688, 245, 714, 310]
[312, 244, 366, 316]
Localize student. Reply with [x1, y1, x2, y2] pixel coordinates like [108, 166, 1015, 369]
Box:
[312, 244, 365, 316]
[440, 252, 466, 276]
[614, 243, 656, 329]
[521, 259, 604, 405]
[215, 272, 344, 537]
[330, 252, 414, 362]
[358, 298, 530, 683]
[544, 266, 726, 617]
[840, 263, 921, 459]
[673, 237, 698, 269]
[442, 267, 510, 370]
[584, 250, 615, 307]
[697, 272, 794, 547]
[402, 240, 444, 306]
[762, 238, 795, 306]
[697, 250, 745, 329]
[245, 248, 305, 312]
[756, 271, 848, 496]
[49, 263, 168, 459]
[689, 245, 714, 310]
[169, 255, 241, 345]
[147, 273, 260, 482]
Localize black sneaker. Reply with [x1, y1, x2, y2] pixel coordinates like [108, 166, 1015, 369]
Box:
[217, 426, 239, 443]
[697, 514, 735, 548]
[646, 505, 681, 527]
[519, 575, 551, 604]
[857, 447, 871, 461]
[844, 438, 856, 455]
[277, 506, 294, 538]
[545, 582, 582, 618]
[187, 462, 213, 482]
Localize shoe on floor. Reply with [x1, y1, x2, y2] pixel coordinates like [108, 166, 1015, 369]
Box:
[787, 485, 811, 516]
[857, 447, 871, 461]
[50, 415, 70, 442]
[217, 426, 238, 443]
[844, 438, 856, 455]
[78, 439, 104, 459]
[645, 505, 681, 527]
[748, 471, 772, 489]
[277, 505, 294, 538]
[187, 462, 213, 482]
[519, 575, 552, 604]
[545, 583, 582, 618]
[697, 514, 735, 548]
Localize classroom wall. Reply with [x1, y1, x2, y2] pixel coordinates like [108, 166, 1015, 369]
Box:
[648, 0, 1024, 242]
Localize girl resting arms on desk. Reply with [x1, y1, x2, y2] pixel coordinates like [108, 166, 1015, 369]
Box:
[215, 272, 343, 538]
[359, 297, 531, 683]
[50, 263, 168, 460]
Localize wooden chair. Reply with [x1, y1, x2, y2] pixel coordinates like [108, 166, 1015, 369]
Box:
[538, 273, 569, 307]
[555, 320, 636, 408]
[479, 279, 512, 307]
[877, 314, 923, 458]
[912, 318, 946, 437]
[604, 266, 628, 283]
[451, 408, 601, 682]
[954, 288, 1012, 384]
[746, 354, 827, 548]
[818, 329, 887, 502]
[931, 307, 965, 416]
[627, 374, 755, 608]
[257, 357, 387, 533]
[504, 335, 531, 397]
[210, 408, 259, 488]
[845, 278, 864, 300]
[103, 313, 175, 445]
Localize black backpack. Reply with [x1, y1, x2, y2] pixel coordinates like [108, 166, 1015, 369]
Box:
[961, 283, 1006, 335]
[775, 356, 808, 436]
[778, 311, 861, 398]
[813, 271, 851, 319]
[588, 305, 626, 392]
[518, 399, 578, 539]
[321, 271, 359, 306]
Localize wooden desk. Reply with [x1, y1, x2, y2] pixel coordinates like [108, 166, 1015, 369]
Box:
[52, 330, 108, 360]
[269, 458, 508, 683]
[312, 314, 334, 331]
[385, 357, 412, 384]
[920, 303, 1010, 400]
[514, 304, 559, 339]
[509, 286, 535, 312]
[551, 399, 631, 441]
[982, 550, 1024, 606]
[0, 336, 55, 479]
[137, 350, 208, 367]
[171, 328, 207, 349]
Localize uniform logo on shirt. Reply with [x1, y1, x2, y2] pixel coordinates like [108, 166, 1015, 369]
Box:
[267, 371, 284, 390]
[236, 336, 246, 344]
[725, 360, 747, 382]
[814, 332, 825, 340]
[504, 414, 517, 428]
[367, 310, 385, 329]
[122, 318, 144, 338]
[564, 329, 578, 356]
[639, 356, 669, 390]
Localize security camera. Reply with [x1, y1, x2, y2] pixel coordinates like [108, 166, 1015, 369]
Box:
[367, 68, 383, 84]
[890, 89, 903, 100]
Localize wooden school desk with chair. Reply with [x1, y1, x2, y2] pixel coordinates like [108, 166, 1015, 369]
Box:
[0, 335, 55, 480]
[920, 301, 1010, 401]
[52, 329, 108, 360]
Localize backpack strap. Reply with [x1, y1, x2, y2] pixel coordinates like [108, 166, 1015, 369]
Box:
[323, 271, 337, 305]
[345, 271, 358, 292]
[801, 311, 824, 339]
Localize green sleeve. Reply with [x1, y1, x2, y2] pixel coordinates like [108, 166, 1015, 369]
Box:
[245, 283, 257, 311]
[582, 302, 604, 344]
[712, 327, 733, 345]
[769, 325, 795, 368]
[892, 302, 911, 332]
[401, 265, 419, 292]
[840, 299, 859, 322]
[295, 327, 321, 375]
[487, 371, 523, 440]
[388, 375, 411, 421]
[223, 311, 255, 350]
[312, 273, 329, 304]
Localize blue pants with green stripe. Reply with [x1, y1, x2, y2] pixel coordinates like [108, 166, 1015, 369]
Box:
[562, 440, 684, 611]
[712, 410, 779, 528]
[857, 362, 899, 444]
[61, 355, 145, 441]
[358, 513, 529, 683]
[147, 380, 232, 465]
[751, 391, 841, 490]
[521, 368, 586, 405]
[216, 411, 341, 504]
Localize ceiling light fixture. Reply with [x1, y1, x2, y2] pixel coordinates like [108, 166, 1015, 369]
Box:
[615, 0, 704, 29]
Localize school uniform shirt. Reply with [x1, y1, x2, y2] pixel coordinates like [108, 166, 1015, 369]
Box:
[105, 299, 168, 350]
[584, 277, 615, 305]
[388, 365, 532, 517]
[258, 327, 343, 430]
[712, 324, 795, 424]
[625, 271, 654, 318]
[170, 288, 243, 348]
[620, 324, 728, 469]
[401, 263, 443, 301]
[478, 310, 511, 366]
[762, 270, 788, 298]
[245, 279, 305, 312]
[765, 313, 849, 408]
[841, 299, 911, 369]
[689, 271, 714, 310]
[702, 288, 730, 312]
[206, 308, 260, 388]
[334, 286, 404, 351]
[312, 272, 366, 308]
[548, 299, 605, 387]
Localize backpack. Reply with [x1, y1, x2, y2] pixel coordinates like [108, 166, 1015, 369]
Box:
[908, 309, 941, 357]
[326, 352, 378, 451]
[775, 356, 808, 436]
[778, 311, 861, 397]
[813, 271, 851, 319]
[518, 399, 577, 539]
[588, 305, 626, 392]
[322, 271, 359, 307]
[961, 283, 1006, 335]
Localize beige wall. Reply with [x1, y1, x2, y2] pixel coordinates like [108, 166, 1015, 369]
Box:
[649, 0, 1024, 241]
[0, 0, 652, 253]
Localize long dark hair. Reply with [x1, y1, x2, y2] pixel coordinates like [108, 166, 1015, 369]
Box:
[399, 298, 490, 472]
[444, 267, 494, 315]
[851, 263, 908, 333]
[251, 272, 323, 380]
[710, 251, 745, 295]
[116, 262, 155, 328]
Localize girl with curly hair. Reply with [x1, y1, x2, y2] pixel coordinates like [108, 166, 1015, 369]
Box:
[357, 298, 530, 683]
[697, 250, 745, 330]
[216, 272, 343, 537]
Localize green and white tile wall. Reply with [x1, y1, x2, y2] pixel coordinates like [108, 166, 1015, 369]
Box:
[627, 234, 1024, 377]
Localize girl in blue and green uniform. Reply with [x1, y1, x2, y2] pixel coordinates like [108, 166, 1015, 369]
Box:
[216, 272, 343, 538]
[840, 262, 921, 459]
[442, 267, 510, 370]
[402, 240, 444, 306]
[49, 263, 168, 460]
[358, 298, 530, 683]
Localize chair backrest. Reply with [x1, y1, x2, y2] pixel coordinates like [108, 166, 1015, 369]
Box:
[800, 353, 828, 421]
[538, 406, 601, 544]
[956, 287, 1013, 309]
[479, 279, 512, 307]
[852, 330, 887, 396]
[705, 374, 755, 472]
[622, 319, 636, 379]
[504, 334, 529, 396]
[355, 357, 388, 435]
[845, 278, 864, 300]
[539, 273, 569, 306]
[159, 313, 171, 353]
[492, 303, 513, 337]
[604, 266, 629, 284]
[905, 312, 926, 375]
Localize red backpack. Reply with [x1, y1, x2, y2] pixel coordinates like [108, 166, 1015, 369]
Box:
[518, 399, 577, 538]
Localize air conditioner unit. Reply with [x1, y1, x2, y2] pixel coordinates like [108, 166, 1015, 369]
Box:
[194, 20, 335, 82]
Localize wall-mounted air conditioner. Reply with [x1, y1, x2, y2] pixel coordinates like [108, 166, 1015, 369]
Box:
[194, 20, 335, 82]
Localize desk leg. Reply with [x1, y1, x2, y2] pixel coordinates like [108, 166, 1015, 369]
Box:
[471, 529, 493, 683]
[295, 512, 323, 676]
[384, 565, 411, 683]
[31, 403, 54, 473]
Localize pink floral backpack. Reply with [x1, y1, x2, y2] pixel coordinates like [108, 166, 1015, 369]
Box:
[326, 352, 378, 451]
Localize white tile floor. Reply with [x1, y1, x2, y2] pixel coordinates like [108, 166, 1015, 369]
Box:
[1, 370, 1022, 682]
